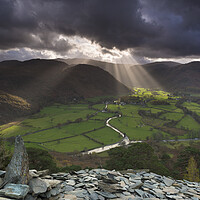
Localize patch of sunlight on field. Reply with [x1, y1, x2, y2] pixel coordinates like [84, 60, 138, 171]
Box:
[1, 125, 37, 137]
[44, 135, 101, 152]
[133, 88, 171, 100]
[86, 127, 121, 145]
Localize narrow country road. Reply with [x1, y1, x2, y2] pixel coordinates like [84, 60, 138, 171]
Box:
[83, 104, 200, 155]
[83, 105, 134, 155]
[106, 115, 125, 137]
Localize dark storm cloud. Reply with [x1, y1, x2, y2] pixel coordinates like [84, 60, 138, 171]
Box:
[0, 0, 200, 59]
[138, 0, 200, 58]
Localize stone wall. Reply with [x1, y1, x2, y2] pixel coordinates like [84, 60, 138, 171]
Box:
[0, 168, 200, 199]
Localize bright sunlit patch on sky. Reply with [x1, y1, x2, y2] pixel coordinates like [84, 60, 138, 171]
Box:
[65, 36, 135, 64]
[0, 34, 199, 65]
[147, 57, 200, 64]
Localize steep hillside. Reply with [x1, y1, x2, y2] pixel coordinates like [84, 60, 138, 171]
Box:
[58, 58, 134, 87]
[130, 61, 200, 90]
[63, 59, 200, 90]
[53, 64, 130, 102]
[0, 59, 129, 124]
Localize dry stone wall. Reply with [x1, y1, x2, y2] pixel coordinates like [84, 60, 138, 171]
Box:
[0, 168, 200, 199]
[0, 136, 199, 199]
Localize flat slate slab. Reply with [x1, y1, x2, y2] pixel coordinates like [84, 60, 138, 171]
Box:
[0, 184, 29, 199]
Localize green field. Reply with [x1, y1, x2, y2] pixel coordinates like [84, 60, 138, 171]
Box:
[0, 103, 110, 152]
[182, 102, 200, 116]
[43, 135, 101, 152]
[23, 120, 104, 143]
[132, 88, 174, 100]
[108, 104, 142, 117]
[90, 112, 114, 120]
[86, 127, 121, 145]
[109, 116, 169, 140]
[176, 115, 200, 131]
[92, 104, 106, 110]
[1, 88, 200, 153]
[160, 112, 184, 121]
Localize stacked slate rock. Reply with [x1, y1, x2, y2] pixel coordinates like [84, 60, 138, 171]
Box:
[1, 168, 200, 200]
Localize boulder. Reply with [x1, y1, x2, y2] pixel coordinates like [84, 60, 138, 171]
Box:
[98, 181, 126, 193]
[0, 183, 29, 199]
[4, 136, 29, 185]
[29, 178, 48, 194]
[42, 179, 62, 189]
[163, 176, 174, 187]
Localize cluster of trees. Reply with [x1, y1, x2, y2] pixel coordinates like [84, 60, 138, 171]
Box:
[184, 156, 200, 182]
[105, 142, 200, 181]
[175, 146, 200, 179]
[2, 137, 200, 182]
[105, 143, 170, 176]
[0, 143, 83, 174]
[27, 148, 59, 173]
[119, 95, 144, 104]
[27, 148, 82, 173]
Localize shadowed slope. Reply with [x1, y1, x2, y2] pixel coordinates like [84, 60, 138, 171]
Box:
[0, 59, 129, 124]
[63, 59, 200, 90]
[130, 61, 200, 89]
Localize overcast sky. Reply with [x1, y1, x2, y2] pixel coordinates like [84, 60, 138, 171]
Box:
[0, 0, 200, 64]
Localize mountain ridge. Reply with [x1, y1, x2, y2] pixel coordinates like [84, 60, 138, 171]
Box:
[59, 58, 200, 89]
[0, 59, 129, 124]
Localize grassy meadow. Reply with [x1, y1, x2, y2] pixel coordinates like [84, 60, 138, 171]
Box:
[1, 88, 200, 153]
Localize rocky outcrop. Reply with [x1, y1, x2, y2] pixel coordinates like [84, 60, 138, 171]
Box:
[0, 168, 199, 200]
[4, 136, 29, 185]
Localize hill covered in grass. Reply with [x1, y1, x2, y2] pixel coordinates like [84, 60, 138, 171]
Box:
[0, 59, 129, 124]
[62, 58, 200, 90]
[130, 61, 200, 90]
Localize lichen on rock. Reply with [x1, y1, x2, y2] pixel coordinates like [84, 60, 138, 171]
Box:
[4, 135, 29, 185]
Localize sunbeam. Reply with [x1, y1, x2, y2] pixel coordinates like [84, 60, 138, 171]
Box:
[108, 53, 161, 91]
